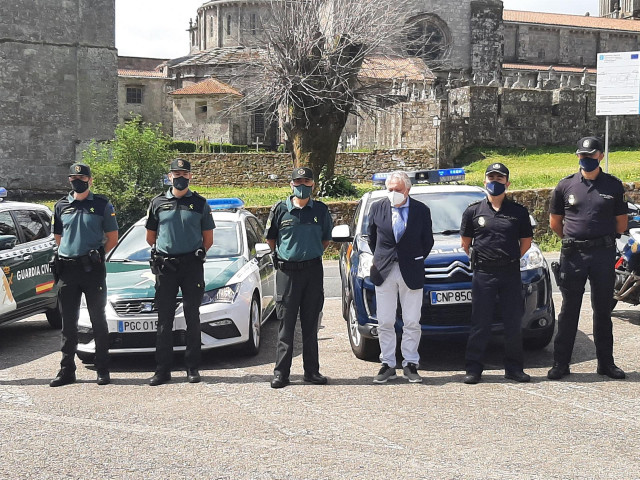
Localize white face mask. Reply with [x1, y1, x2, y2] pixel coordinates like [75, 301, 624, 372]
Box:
[387, 190, 405, 207]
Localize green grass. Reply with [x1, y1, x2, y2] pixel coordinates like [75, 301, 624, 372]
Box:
[461, 146, 640, 189]
[193, 183, 378, 207]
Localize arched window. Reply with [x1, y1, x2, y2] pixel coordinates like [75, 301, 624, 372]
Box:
[405, 14, 450, 63]
[227, 15, 232, 35]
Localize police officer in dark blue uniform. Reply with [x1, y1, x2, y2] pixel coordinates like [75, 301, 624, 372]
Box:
[265, 167, 333, 389]
[145, 158, 215, 386]
[50, 163, 119, 387]
[547, 137, 628, 380]
[460, 163, 533, 384]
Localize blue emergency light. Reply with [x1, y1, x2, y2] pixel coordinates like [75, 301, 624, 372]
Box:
[0, 188, 6, 201]
[207, 198, 245, 210]
[372, 169, 465, 186]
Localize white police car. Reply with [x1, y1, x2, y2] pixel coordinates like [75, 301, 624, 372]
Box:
[332, 170, 555, 360]
[76, 198, 276, 361]
[0, 188, 61, 329]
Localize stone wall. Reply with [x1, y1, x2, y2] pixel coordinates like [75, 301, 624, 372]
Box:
[245, 183, 640, 244]
[470, 1, 504, 79]
[188, 150, 435, 185]
[444, 85, 640, 161]
[118, 76, 174, 135]
[0, 0, 117, 193]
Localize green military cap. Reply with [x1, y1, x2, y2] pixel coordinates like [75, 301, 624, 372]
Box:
[170, 158, 191, 171]
[69, 163, 91, 176]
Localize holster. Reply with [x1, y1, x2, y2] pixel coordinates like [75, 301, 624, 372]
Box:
[273, 250, 280, 271]
[469, 247, 476, 272]
[551, 261, 562, 286]
[149, 249, 177, 275]
[49, 253, 61, 282]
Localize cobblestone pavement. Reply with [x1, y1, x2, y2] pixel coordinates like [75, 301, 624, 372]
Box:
[1, 293, 640, 479]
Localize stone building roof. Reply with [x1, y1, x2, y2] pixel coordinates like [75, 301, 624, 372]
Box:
[504, 9, 640, 32]
[118, 69, 167, 78]
[118, 56, 168, 71]
[171, 46, 265, 68]
[169, 77, 242, 96]
[359, 56, 435, 82]
[503, 63, 597, 74]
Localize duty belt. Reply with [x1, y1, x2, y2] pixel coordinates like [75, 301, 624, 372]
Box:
[562, 236, 614, 250]
[474, 257, 519, 270]
[277, 257, 322, 271]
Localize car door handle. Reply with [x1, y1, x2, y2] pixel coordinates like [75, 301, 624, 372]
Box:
[22, 254, 32, 261]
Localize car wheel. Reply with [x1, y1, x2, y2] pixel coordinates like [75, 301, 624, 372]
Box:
[347, 297, 379, 361]
[242, 295, 261, 356]
[77, 351, 95, 364]
[45, 304, 62, 329]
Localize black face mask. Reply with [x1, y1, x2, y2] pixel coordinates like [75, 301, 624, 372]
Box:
[71, 179, 89, 194]
[172, 176, 190, 191]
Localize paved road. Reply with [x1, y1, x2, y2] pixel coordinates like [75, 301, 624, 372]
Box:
[2, 260, 640, 479]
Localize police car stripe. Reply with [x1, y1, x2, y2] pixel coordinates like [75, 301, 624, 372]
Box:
[227, 259, 259, 285]
[0, 238, 56, 260]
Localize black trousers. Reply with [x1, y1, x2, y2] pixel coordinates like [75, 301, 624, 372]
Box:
[274, 263, 324, 378]
[154, 256, 204, 373]
[59, 261, 109, 372]
[554, 245, 616, 366]
[465, 267, 524, 374]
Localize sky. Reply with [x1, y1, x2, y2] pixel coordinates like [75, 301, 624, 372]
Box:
[115, 0, 601, 59]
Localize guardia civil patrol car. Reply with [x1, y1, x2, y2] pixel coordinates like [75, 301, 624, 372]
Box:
[0, 188, 61, 329]
[76, 198, 276, 361]
[332, 169, 555, 360]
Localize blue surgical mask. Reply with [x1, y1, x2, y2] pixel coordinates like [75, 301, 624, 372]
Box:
[293, 184, 312, 199]
[486, 181, 506, 196]
[172, 176, 190, 191]
[579, 157, 600, 173]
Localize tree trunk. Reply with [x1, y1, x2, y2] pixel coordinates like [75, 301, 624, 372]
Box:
[290, 105, 349, 181]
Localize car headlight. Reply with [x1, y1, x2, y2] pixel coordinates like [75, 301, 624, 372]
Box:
[520, 244, 546, 271]
[201, 284, 240, 305]
[357, 252, 373, 279]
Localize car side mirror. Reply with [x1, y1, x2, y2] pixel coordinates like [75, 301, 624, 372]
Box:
[332, 224, 353, 243]
[0, 235, 17, 250]
[529, 215, 537, 229]
[255, 243, 272, 259]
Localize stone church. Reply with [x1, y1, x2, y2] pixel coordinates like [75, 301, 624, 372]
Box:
[118, 0, 640, 155]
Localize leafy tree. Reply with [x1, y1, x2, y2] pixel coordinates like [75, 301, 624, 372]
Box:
[82, 118, 176, 230]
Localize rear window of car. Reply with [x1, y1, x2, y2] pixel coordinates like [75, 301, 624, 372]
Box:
[0, 212, 17, 237]
[360, 191, 486, 235]
[109, 221, 242, 262]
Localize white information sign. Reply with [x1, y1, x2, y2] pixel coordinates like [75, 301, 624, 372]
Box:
[596, 51, 640, 116]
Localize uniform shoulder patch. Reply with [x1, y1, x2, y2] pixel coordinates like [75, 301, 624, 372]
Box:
[270, 200, 284, 212]
[93, 194, 110, 201]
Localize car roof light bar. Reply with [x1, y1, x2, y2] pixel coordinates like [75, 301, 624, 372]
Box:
[207, 198, 245, 210]
[372, 169, 465, 186]
[0, 188, 7, 201]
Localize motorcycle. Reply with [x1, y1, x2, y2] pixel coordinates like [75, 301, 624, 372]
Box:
[612, 202, 640, 311]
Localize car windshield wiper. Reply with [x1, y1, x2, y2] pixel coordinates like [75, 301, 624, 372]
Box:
[435, 229, 460, 235]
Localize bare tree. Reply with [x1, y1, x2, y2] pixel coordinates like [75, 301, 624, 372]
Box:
[187, 0, 449, 178]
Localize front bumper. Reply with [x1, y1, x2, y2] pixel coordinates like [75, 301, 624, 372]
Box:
[77, 293, 253, 355]
[352, 267, 554, 340]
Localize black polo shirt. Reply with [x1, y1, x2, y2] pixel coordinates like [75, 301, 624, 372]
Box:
[460, 197, 533, 263]
[549, 169, 626, 240]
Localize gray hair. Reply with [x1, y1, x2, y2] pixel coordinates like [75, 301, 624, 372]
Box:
[385, 171, 412, 190]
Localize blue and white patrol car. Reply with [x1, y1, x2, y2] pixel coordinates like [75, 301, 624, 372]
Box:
[332, 170, 555, 360]
[76, 198, 276, 361]
[0, 188, 61, 329]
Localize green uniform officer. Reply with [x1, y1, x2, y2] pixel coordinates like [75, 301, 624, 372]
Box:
[265, 167, 333, 388]
[50, 163, 119, 387]
[145, 158, 215, 386]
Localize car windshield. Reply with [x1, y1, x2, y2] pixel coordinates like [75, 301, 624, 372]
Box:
[109, 220, 242, 262]
[361, 191, 486, 235]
